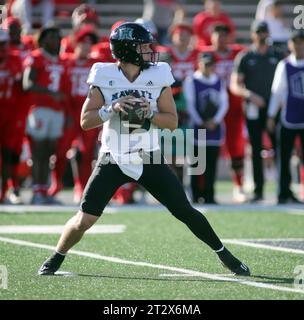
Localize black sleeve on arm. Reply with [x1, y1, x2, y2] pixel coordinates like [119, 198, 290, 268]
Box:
[160, 86, 169, 95]
[90, 85, 105, 101]
[233, 51, 247, 75]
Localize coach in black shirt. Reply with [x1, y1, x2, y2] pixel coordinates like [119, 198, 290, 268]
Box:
[230, 20, 284, 202]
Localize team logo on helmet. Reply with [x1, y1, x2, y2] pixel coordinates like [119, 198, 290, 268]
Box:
[118, 28, 134, 40]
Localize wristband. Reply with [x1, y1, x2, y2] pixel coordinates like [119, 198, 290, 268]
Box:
[98, 104, 115, 122]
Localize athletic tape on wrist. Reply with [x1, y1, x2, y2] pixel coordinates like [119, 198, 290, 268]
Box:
[98, 105, 115, 122]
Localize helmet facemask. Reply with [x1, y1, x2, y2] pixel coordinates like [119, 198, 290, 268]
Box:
[136, 43, 159, 69]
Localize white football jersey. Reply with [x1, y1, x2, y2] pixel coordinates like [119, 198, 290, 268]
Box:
[87, 62, 175, 179]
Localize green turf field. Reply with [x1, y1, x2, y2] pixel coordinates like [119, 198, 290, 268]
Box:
[0, 208, 304, 300]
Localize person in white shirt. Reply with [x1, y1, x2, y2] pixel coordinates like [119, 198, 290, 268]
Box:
[184, 52, 228, 204]
[37, 23, 250, 277]
[267, 29, 304, 204]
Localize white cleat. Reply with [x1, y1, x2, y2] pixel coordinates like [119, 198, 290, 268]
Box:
[233, 186, 247, 203]
[8, 192, 23, 205]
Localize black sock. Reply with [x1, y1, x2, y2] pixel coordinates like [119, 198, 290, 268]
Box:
[52, 252, 66, 263]
[216, 247, 229, 257]
[214, 246, 225, 254]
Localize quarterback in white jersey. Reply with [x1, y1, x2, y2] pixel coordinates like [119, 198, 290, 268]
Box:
[86, 60, 175, 179]
[38, 22, 250, 277]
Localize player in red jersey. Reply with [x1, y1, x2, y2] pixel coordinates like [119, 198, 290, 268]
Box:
[48, 26, 99, 203]
[193, 0, 235, 49]
[23, 27, 71, 204]
[2, 17, 34, 204]
[201, 24, 247, 202]
[160, 23, 200, 81]
[0, 29, 23, 203]
[158, 23, 200, 182]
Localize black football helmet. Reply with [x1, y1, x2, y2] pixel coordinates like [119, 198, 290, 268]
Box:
[110, 22, 158, 68]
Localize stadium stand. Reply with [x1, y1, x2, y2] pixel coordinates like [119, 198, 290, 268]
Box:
[29, 0, 297, 44]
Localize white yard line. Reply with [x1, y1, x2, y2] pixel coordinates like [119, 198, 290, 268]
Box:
[0, 203, 304, 214]
[223, 239, 304, 255]
[0, 205, 79, 213]
[0, 236, 303, 295]
[0, 225, 126, 234]
[287, 211, 304, 216]
[224, 238, 304, 241]
[158, 273, 234, 277]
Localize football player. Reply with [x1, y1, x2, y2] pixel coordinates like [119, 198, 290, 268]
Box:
[48, 26, 99, 204]
[0, 29, 23, 203]
[158, 22, 200, 182]
[23, 27, 71, 204]
[3, 17, 33, 204]
[38, 22, 250, 277]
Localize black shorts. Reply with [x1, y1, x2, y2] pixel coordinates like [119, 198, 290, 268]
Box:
[80, 150, 190, 216]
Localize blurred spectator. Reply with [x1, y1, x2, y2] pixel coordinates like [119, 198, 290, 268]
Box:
[230, 20, 284, 202]
[23, 26, 71, 204]
[267, 29, 304, 204]
[184, 52, 228, 204]
[142, 0, 185, 45]
[193, 0, 235, 49]
[61, 3, 99, 54]
[0, 29, 23, 203]
[202, 24, 247, 203]
[48, 26, 99, 204]
[8, 0, 55, 35]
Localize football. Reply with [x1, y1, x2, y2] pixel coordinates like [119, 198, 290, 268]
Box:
[120, 98, 146, 132]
